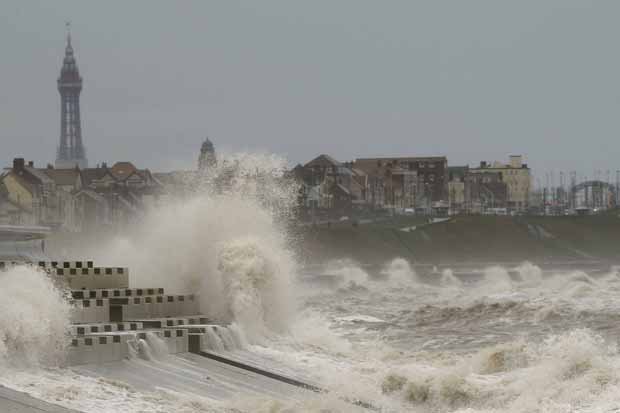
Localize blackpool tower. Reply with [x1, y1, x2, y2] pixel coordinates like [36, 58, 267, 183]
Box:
[56, 25, 88, 169]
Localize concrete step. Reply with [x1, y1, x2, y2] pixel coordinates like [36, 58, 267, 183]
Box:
[0, 261, 128, 290]
[37, 261, 95, 269]
[70, 294, 200, 324]
[70, 322, 144, 335]
[67, 329, 189, 366]
[1, 260, 94, 270]
[71, 288, 165, 299]
[133, 316, 210, 328]
[112, 294, 200, 321]
[68, 335, 131, 365]
[53, 267, 129, 290]
[70, 299, 110, 323]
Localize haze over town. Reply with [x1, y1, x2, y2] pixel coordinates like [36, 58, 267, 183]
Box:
[2, 0, 620, 177]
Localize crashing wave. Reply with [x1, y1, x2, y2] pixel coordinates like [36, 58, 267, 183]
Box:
[0, 265, 71, 368]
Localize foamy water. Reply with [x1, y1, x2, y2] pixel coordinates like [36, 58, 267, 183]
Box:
[3, 153, 620, 412]
[4, 258, 620, 412]
[291, 259, 620, 412]
[0, 265, 71, 368]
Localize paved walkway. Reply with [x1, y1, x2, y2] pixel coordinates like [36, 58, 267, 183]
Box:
[0, 385, 79, 413]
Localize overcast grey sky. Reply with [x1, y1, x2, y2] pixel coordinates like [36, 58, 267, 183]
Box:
[1, 1, 619, 180]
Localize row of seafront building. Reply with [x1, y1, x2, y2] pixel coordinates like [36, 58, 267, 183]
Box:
[0, 158, 163, 232]
[291, 154, 532, 218]
[0, 149, 531, 233]
[0, 140, 217, 232]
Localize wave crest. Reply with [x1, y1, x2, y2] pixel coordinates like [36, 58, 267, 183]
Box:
[0, 265, 71, 367]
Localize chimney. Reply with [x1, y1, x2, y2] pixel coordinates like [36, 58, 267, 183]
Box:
[13, 158, 25, 172]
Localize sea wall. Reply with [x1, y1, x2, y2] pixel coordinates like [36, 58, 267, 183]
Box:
[298, 213, 620, 264]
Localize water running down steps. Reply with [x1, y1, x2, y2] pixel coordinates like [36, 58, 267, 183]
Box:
[194, 350, 323, 392]
[193, 351, 378, 410]
[189, 337, 377, 410]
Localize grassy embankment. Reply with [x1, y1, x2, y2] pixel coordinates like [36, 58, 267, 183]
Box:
[299, 212, 620, 264]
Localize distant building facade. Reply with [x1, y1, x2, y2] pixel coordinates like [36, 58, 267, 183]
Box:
[0, 157, 163, 233]
[469, 155, 531, 210]
[299, 155, 356, 215]
[447, 166, 468, 214]
[465, 170, 508, 214]
[353, 156, 448, 211]
[292, 154, 452, 217]
[0, 159, 82, 230]
[77, 162, 162, 231]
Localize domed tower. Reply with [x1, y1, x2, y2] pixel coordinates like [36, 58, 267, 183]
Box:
[198, 138, 216, 171]
[55, 24, 88, 169]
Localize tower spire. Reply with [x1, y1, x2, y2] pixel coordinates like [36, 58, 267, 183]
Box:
[66, 21, 72, 50]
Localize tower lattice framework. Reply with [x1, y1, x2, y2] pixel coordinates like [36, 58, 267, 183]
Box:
[56, 26, 88, 169]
